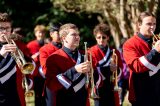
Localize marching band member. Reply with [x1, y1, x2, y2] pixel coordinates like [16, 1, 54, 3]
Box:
[45, 23, 91, 106]
[0, 12, 34, 106]
[89, 23, 123, 106]
[123, 11, 160, 106]
[39, 23, 62, 105]
[27, 24, 47, 106]
[27, 24, 47, 76]
[39, 23, 62, 77]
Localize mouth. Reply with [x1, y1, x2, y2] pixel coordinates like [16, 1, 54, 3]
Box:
[73, 43, 79, 46]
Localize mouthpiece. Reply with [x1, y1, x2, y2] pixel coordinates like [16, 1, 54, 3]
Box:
[150, 30, 156, 36]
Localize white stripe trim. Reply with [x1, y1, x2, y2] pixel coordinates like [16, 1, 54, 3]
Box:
[97, 67, 106, 80]
[96, 73, 102, 88]
[99, 47, 110, 65]
[0, 57, 14, 73]
[28, 79, 33, 90]
[0, 66, 16, 84]
[38, 66, 45, 78]
[149, 63, 160, 76]
[57, 74, 71, 89]
[117, 68, 122, 81]
[73, 77, 85, 92]
[30, 60, 36, 75]
[139, 56, 160, 76]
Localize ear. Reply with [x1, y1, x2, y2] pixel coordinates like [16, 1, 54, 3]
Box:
[138, 22, 142, 27]
[62, 35, 67, 43]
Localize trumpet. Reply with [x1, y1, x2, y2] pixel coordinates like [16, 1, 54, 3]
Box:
[111, 49, 121, 106]
[84, 42, 89, 89]
[1, 34, 35, 106]
[151, 31, 160, 48]
[2, 34, 35, 74]
[84, 42, 99, 106]
[110, 49, 119, 87]
[89, 52, 100, 99]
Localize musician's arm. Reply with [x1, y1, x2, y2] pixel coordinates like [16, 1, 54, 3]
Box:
[123, 41, 160, 74]
[145, 49, 160, 65]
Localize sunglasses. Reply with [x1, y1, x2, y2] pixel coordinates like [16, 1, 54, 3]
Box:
[96, 36, 107, 39]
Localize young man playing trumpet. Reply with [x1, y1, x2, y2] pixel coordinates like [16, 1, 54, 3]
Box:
[123, 11, 160, 106]
[45, 23, 91, 106]
[0, 12, 34, 106]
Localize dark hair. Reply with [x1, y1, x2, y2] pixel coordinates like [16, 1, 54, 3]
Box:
[49, 23, 61, 32]
[0, 12, 11, 22]
[136, 11, 155, 32]
[93, 23, 110, 37]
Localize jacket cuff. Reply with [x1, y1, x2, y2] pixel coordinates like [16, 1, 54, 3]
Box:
[146, 49, 160, 65]
[0, 54, 4, 61]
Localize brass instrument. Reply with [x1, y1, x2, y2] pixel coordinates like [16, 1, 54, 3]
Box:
[84, 42, 89, 89]
[3, 35, 34, 74]
[151, 31, 160, 48]
[89, 52, 100, 99]
[1, 34, 35, 106]
[111, 49, 119, 88]
[84, 42, 99, 106]
[111, 49, 121, 106]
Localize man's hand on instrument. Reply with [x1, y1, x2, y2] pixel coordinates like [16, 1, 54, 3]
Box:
[0, 44, 16, 57]
[110, 63, 117, 72]
[75, 61, 91, 73]
[154, 40, 160, 53]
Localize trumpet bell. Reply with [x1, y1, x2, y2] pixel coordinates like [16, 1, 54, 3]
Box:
[22, 63, 35, 74]
[25, 90, 35, 106]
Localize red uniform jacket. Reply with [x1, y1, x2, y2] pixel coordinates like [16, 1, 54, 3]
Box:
[39, 43, 59, 75]
[123, 34, 160, 104]
[89, 45, 123, 106]
[27, 40, 42, 76]
[27, 40, 41, 57]
[89, 45, 123, 73]
[46, 48, 88, 106]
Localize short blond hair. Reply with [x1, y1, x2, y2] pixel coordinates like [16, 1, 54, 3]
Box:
[34, 25, 46, 33]
[59, 23, 79, 38]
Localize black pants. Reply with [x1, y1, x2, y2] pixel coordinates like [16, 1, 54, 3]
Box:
[0, 93, 21, 106]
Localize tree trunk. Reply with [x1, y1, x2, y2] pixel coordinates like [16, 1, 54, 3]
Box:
[103, 8, 121, 48]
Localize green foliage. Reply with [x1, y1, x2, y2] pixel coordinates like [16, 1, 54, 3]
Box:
[0, 0, 100, 46]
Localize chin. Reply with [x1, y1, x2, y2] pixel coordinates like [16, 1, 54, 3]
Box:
[74, 43, 79, 47]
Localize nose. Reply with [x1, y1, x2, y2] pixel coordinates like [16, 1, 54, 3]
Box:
[150, 25, 154, 29]
[75, 34, 80, 39]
